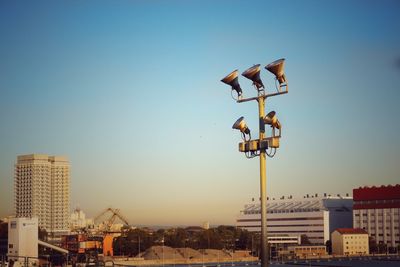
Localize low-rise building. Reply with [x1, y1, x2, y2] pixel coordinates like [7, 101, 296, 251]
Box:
[7, 217, 38, 265]
[288, 245, 327, 259]
[331, 228, 369, 256]
[237, 195, 353, 244]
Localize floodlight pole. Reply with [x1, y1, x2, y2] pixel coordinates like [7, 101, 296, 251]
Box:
[257, 95, 268, 267]
[237, 90, 287, 267]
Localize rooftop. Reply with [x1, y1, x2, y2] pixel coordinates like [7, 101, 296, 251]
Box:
[335, 228, 368, 235]
[353, 184, 400, 201]
[241, 196, 353, 214]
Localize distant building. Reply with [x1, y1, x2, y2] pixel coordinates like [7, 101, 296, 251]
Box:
[288, 245, 327, 259]
[7, 217, 39, 265]
[331, 228, 369, 256]
[70, 208, 94, 230]
[15, 154, 70, 235]
[236, 195, 353, 244]
[353, 184, 400, 248]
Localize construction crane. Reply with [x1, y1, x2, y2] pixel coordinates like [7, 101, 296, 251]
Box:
[94, 208, 130, 257]
[94, 208, 129, 232]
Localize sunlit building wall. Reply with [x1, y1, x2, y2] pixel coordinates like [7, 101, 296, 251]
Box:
[15, 154, 70, 235]
[353, 184, 400, 248]
[331, 228, 369, 256]
[236, 196, 353, 244]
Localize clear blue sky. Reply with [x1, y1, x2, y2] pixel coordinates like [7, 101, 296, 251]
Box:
[1, 0, 399, 226]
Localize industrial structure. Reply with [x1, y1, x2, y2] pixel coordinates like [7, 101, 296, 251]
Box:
[353, 184, 400, 249]
[14, 154, 70, 236]
[7, 217, 38, 265]
[236, 195, 353, 244]
[221, 58, 289, 267]
[93, 208, 130, 256]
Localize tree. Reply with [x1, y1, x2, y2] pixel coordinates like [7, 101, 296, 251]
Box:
[112, 226, 255, 256]
[325, 240, 332, 254]
[300, 234, 311, 245]
[369, 238, 378, 254]
[377, 243, 387, 254]
[0, 221, 7, 239]
[39, 227, 48, 241]
[113, 228, 155, 257]
[0, 220, 8, 255]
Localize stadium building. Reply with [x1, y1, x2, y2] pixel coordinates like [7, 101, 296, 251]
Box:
[236, 195, 353, 244]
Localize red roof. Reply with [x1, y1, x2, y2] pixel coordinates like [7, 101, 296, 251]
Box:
[353, 184, 400, 201]
[335, 228, 368, 235]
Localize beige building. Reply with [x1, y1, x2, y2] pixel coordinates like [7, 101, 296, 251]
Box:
[331, 228, 369, 256]
[15, 154, 70, 235]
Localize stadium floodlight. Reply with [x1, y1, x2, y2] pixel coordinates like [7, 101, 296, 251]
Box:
[265, 58, 286, 85]
[221, 70, 242, 98]
[263, 111, 281, 129]
[219, 57, 289, 267]
[232, 116, 251, 141]
[242, 64, 264, 90]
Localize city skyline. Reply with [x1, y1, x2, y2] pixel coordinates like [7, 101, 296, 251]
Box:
[1, 1, 400, 226]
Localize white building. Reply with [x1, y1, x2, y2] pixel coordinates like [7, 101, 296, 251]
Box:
[353, 184, 400, 248]
[8, 217, 38, 264]
[15, 154, 70, 235]
[70, 208, 94, 230]
[236, 195, 353, 244]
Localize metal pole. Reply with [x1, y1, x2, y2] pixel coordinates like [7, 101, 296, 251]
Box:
[138, 235, 141, 257]
[258, 95, 268, 267]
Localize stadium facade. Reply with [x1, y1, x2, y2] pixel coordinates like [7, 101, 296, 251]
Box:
[236, 195, 353, 244]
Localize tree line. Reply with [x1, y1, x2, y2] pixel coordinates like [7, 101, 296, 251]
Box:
[113, 226, 259, 257]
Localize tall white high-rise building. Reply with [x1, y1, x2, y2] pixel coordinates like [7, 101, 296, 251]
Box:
[14, 154, 70, 235]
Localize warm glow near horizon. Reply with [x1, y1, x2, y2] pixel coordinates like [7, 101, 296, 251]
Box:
[0, 1, 399, 226]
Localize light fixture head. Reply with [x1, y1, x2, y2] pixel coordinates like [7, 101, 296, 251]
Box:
[221, 70, 242, 97]
[264, 111, 281, 129]
[232, 116, 250, 134]
[265, 58, 286, 84]
[242, 64, 264, 89]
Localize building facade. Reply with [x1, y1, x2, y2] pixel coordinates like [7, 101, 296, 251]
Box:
[7, 217, 39, 264]
[353, 184, 400, 248]
[289, 245, 327, 259]
[236, 196, 353, 244]
[15, 154, 70, 235]
[331, 228, 369, 256]
[70, 208, 94, 230]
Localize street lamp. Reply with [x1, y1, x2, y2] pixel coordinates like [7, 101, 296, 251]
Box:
[220, 58, 288, 267]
